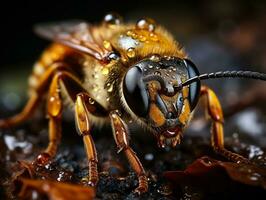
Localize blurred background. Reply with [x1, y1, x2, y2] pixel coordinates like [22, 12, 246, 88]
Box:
[0, 0, 265, 146]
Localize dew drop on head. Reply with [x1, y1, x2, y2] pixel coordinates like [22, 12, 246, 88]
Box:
[136, 18, 156, 32]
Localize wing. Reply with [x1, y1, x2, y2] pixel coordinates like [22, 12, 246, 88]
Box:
[34, 20, 110, 61]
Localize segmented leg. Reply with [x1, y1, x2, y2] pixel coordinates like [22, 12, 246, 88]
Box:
[0, 62, 68, 129]
[36, 70, 87, 163]
[37, 70, 107, 186]
[200, 86, 249, 163]
[41, 71, 64, 160]
[109, 111, 148, 194]
[75, 93, 99, 186]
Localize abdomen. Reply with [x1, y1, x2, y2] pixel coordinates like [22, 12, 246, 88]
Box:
[27, 43, 81, 96]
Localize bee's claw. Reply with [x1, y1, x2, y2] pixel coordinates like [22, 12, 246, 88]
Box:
[87, 180, 97, 187]
[133, 186, 147, 195]
[33, 152, 51, 166]
[81, 177, 98, 187]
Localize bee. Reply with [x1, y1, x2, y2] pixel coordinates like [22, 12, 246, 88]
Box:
[0, 13, 266, 194]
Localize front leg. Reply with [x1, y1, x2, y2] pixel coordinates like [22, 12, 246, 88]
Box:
[109, 111, 148, 194]
[75, 93, 102, 186]
[37, 70, 87, 163]
[200, 86, 249, 163]
[36, 70, 107, 188]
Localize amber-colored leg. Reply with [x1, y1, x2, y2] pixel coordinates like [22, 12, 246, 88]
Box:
[75, 93, 99, 186]
[36, 70, 87, 162]
[42, 72, 64, 159]
[38, 70, 106, 186]
[0, 62, 68, 129]
[200, 86, 249, 163]
[109, 110, 148, 194]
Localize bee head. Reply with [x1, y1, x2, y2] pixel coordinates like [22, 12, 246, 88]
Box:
[122, 55, 201, 148]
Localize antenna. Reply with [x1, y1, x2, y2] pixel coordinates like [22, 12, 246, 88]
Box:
[175, 70, 266, 90]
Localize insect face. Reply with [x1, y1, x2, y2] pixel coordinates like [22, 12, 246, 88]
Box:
[122, 55, 201, 148]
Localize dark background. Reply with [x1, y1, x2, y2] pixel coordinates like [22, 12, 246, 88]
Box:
[0, 0, 266, 145]
[0, 0, 266, 67]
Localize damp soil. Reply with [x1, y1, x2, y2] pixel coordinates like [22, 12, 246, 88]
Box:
[0, 112, 266, 200]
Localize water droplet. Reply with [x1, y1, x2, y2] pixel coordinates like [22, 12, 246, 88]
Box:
[106, 97, 110, 102]
[108, 52, 120, 61]
[49, 96, 55, 102]
[48, 96, 62, 116]
[149, 33, 158, 41]
[104, 13, 122, 25]
[165, 56, 171, 60]
[136, 18, 156, 32]
[127, 47, 136, 58]
[154, 71, 161, 75]
[103, 40, 111, 50]
[249, 173, 261, 181]
[107, 83, 114, 92]
[101, 67, 109, 75]
[132, 33, 138, 39]
[143, 68, 147, 72]
[150, 54, 160, 62]
[126, 30, 133, 36]
[127, 30, 138, 38]
[115, 109, 122, 116]
[148, 64, 153, 69]
[88, 98, 95, 104]
[139, 35, 146, 42]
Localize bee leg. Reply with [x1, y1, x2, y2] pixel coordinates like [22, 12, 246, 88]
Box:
[75, 93, 99, 187]
[109, 111, 148, 194]
[0, 62, 68, 129]
[36, 70, 88, 164]
[200, 86, 249, 164]
[37, 71, 104, 186]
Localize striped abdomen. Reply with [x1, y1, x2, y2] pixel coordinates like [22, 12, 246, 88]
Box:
[27, 44, 69, 95]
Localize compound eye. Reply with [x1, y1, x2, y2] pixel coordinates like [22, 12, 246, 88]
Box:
[184, 59, 201, 110]
[123, 66, 149, 117]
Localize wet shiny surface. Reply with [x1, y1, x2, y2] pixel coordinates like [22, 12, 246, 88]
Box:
[0, 121, 266, 199]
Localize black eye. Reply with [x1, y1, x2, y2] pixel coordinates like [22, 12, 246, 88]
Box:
[123, 66, 149, 117]
[184, 59, 201, 110]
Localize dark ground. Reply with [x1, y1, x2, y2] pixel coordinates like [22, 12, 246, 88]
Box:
[0, 113, 266, 199]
